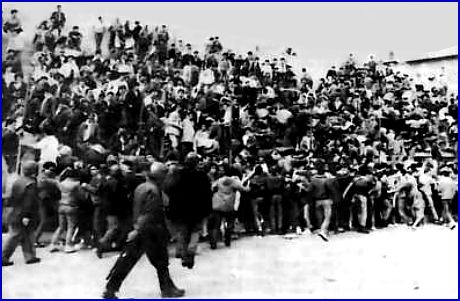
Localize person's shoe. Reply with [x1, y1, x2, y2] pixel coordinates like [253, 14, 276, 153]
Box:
[210, 242, 217, 250]
[35, 242, 46, 248]
[2, 260, 14, 267]
[181, 252, 195, 269]
[318, 232, 329, 242]
[64, 246, 77, 254]
[224, 235, 231, 247]
[295, 226, 302, 235]
[449, 224, 457, 230]
[357, 227, 370, 234]
[336, 227, 346, 233]
[102, 289, 118, 299]
[302, 228, 312, 235]
[161, 286, 185, 298]
[25, 257, 41, 265]
[158, 269, 185, 298]
[198, 235, 209, 242]
[49, 246, 60, 253]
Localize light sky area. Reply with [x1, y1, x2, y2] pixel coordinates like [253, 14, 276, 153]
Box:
[2, 2, 458, 76]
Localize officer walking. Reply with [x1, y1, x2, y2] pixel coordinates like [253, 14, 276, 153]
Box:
[102, 162, 185, 299]
[2, 161, 41, 266]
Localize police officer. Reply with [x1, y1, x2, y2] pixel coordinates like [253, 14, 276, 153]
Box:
[102, 162, 185, 299]
[2, 161, 41, 266]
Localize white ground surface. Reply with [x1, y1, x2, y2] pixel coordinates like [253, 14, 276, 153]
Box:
[2, 224, 458, 299]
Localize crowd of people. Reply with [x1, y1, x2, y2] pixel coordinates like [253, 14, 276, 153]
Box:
[2, 5, 458, 287]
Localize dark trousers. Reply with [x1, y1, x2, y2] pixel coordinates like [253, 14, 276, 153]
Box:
[99, 215, 131, 250]
[35, 202, 47, 243]
[173, 220, 202, 258]
[105, 228, 169, 293]
[95, 32, 104, 53]
[208, 211, 235, 245]
[269, 194, 283, 231]
[2, 223, 36, 262]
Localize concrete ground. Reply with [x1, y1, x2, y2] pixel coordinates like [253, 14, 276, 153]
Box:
[2, 224, 458, 299]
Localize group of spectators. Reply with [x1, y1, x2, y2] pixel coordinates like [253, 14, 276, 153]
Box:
[2, 6, 458, 266]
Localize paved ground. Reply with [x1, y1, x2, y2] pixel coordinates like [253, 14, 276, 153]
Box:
[2, 224, 458, 299]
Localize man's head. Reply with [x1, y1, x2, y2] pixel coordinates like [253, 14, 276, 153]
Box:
[42, 161, 57, 178]
[184, 152, 199, 170]
[148, 162, 168, 186]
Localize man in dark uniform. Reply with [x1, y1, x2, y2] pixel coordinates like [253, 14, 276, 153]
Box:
[2, 161, 41, 266]
[102, 162, 184, 299]
[163, 152, 212, 269]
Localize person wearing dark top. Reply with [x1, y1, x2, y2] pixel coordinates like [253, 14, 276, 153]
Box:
[163, 152, 212, 269]
[343, 165, 376, 234]
[102, 162, 184, 299]
[97, 163, 131, 257]
[35, 162, 61, 247]
[2, 161, 41, 266]
[305, 162, 339, 241]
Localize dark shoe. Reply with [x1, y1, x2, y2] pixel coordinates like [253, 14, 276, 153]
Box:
[224, 235, 231, 247]
[26, 257, 41, 265]
[181, 253, 194, 269]
[158, 269, 185, 298]
[210, 242, 217, 250]
[450, 224, 457, 230]
[102, 289, 118, 299]
[161, 287, 185, 298]
[357, 227, 370, 234]
[198, 235, 209, 243]
[2, 260, 14, 267]
[35, 242, 46, 248]
[318, 232, 329, 242]
[96, 247, 104, 259]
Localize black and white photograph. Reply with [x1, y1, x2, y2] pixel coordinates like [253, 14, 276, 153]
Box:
[1, 2, 458, 299]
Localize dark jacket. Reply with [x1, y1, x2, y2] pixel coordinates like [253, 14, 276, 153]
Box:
[164, 165, 212, 225]
[132, 180, 167, 232]
[5, 176, 40, 227]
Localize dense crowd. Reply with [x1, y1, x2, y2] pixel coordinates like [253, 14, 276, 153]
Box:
[2, 6, 458, 269]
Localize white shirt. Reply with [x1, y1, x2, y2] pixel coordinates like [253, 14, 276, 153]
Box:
[36, 135, 60, 164]
[438, 176, 457, 200]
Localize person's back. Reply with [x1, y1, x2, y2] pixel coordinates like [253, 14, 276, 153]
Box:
[59, 177, 82, 207]
[133, 180, 165, 229]
[438, 175, 456, 200]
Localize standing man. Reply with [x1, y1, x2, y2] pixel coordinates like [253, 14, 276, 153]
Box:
[305, 162, 339, 241]
[50, 5, 66, 36]
[163, 153, 212, 268]
[2, 161, 41, 266]
[35, 162, 61, 248]
[94, 16, 106, 54]
[437, 167, 457, 230]
[102, 162, 185, 299]
[343, 165, 375, 234]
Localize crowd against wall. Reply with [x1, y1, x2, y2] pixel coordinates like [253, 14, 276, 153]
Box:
[2, 6, 458, 259]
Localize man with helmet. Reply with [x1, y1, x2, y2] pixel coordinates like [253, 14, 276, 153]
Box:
[103, 162, 184, 299]
[2, 161, 41, 266]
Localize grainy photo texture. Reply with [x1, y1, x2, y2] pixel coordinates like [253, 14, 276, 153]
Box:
[1, 2, 458, 299]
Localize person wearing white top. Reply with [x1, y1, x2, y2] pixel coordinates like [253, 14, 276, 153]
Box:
[94, 16, 106, 53]
[437, 169, 457, 229]
[35, 134, 60, 165]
